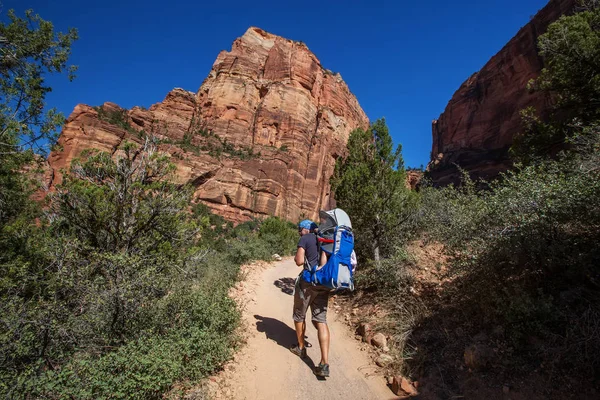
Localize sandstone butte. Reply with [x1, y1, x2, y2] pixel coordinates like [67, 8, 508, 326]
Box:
[45, 27, 369, 223]
[428, 0, 577, 186]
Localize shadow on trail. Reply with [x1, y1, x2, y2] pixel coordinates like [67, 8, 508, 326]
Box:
[273, 277, 296, 295]
[254, 314, 324, 380]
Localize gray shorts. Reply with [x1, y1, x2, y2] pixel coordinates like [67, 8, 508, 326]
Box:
[293, 277, 330, 324]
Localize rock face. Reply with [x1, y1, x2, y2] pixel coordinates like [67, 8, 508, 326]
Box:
[429, 0, 577, 186]
[406, 170, 423, 190]
[48, 27, 369, 223]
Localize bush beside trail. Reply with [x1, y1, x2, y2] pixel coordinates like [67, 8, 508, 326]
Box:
[404, 152, 599, 396]
[0, 140, 298, 399]
[402, 6, 600, 394]
[333, 5, 600, 396]
[344, 131, 599, 398]
[0, 9, 299, 396]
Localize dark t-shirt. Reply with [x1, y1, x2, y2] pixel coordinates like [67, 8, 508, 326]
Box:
[298, 233, 319, 269]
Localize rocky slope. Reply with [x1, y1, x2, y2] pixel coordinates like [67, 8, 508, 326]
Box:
[429, 0, 577, 185]
[48, 27, 369, 223]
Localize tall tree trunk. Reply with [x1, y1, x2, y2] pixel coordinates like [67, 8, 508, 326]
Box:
[373, 214, 382, 268]
[373, 236, 381, 268]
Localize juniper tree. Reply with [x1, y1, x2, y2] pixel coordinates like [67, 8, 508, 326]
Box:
[331, 119, 417, 264]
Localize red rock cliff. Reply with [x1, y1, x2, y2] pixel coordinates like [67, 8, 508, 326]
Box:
[429, 0, 577, 185]
[48, 27, 369, 223]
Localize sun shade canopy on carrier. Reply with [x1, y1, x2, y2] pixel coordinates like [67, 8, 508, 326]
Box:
[318, 209, 352, 232]
[318, 208, 352, 254]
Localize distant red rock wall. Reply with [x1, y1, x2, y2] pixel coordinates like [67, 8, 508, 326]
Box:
[48, 27, 369, 223]
[406, 170, 423, 190]
[429, 0, 577, 186]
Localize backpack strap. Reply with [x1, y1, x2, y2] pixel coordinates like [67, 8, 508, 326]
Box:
[305, 254, 317, 286]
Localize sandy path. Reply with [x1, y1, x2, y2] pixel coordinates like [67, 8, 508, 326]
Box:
[209, 258, 394, 400]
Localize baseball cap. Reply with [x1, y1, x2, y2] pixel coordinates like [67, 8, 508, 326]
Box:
[298, 219, 316, 230]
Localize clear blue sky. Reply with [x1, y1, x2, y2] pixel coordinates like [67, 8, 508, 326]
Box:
[5, 0, 549, 168]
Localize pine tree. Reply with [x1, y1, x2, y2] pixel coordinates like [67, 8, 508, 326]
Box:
[0, 9, 77, 228]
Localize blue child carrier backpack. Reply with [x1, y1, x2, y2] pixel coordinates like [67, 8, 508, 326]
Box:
[309, 208, 355, 292]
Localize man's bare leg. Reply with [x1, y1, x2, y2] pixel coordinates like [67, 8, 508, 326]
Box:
[303, 321, 307, 344]
[313, 321, 330, 364]
[294, 320, 306, 348]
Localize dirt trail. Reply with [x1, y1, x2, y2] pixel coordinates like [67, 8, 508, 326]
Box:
[208, 258, 394, 400]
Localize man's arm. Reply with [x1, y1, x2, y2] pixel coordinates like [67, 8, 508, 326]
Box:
[295, 246, 305, 267]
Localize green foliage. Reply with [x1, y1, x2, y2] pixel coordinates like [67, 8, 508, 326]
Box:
[510, 107, 564, 164]
[177, 130, 258, 160]
[512, 3, 600, 163]
[0, 9, 296, 398]
[55, 143, 190, 253]
[259, 216, 298, 256]
[399, 5, 600, 390]
[93, 105, 135, 133]
[0, 11, 80, 395]
[33, 270, 237, 400]
[0, 150, 38, 235]
[4, 247, 240, 399]
[354, 248, 415, 296]
[534, 5, 600, 123]
[0, 9, 78, 156]
[217, 216, 297, 265]
[416, 170, 489, 251]
[332, 118, 419, 262]
[225, 236, 271, 265]
[421, 155, 600, 274]
[0, 139, 299, 398]
[0, 7, 77, 260]
[413, 142, 600, 378]
[181, 131, 194, 147]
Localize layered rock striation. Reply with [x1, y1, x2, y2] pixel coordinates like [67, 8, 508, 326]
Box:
[429, 0, 577, 185]
[48, 27, 369, 223]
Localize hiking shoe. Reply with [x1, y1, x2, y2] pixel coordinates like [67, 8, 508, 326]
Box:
[289, 344, 307, 358]
[314, 363, 330, 377]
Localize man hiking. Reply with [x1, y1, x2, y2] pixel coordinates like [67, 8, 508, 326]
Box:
[290, 219, 331, 377]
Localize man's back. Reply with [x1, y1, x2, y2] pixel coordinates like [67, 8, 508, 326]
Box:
[298, 232, 319, 268]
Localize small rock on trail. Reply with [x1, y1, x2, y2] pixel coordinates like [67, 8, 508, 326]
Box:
[375, 354, 394, 367]
[371, 332, 387, 348]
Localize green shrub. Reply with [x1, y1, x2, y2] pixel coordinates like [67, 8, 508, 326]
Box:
[0, 10, 296, 397]
[177, 130, 258, 160]
[93, 106, 135, 133]
[259, 216, 298, 256]
[411, 148, 600, 378]
[225, 236, 271, 265]
[196, 216, 298, 266]
[354, 248, 413, 294]
[8, 277, 238, 399]
[0, 142, 248, 398]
